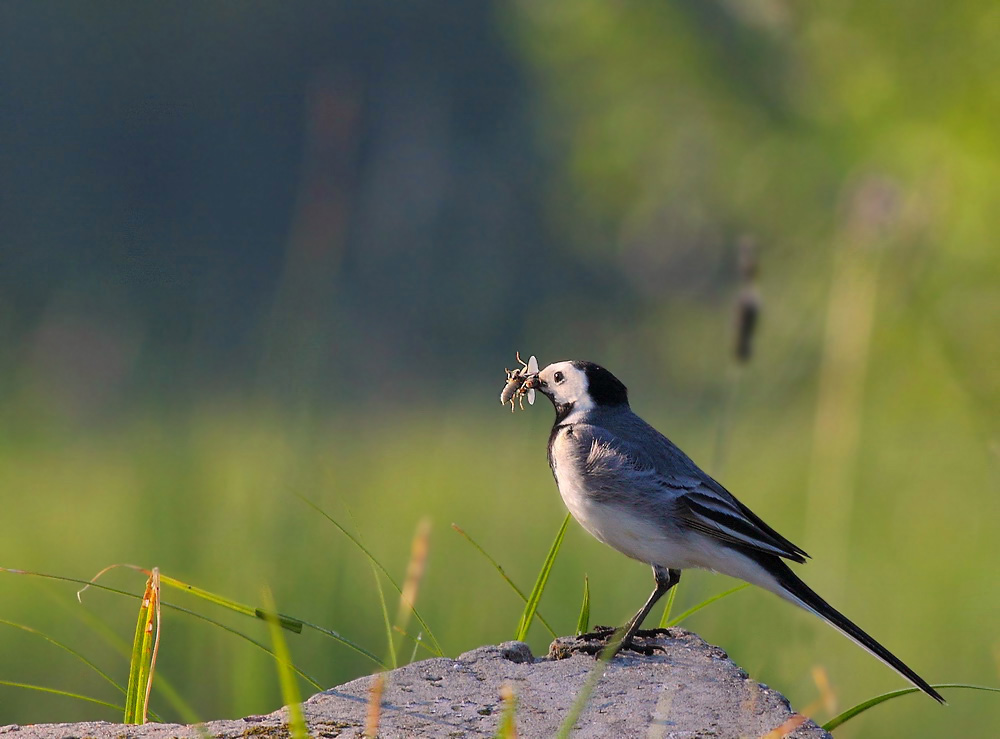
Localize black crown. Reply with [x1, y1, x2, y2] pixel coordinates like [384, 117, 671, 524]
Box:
[574, 361, 629, 407]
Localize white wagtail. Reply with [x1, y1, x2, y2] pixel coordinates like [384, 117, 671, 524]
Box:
[518, 359, 943, 702]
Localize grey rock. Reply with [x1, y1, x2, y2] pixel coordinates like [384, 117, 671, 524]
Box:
[0, 628, 830, 738]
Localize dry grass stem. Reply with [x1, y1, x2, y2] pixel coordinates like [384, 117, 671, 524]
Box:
[395, 517, 432, 639]
[365, 672, 386, 738]
[496, 682, 519, 739]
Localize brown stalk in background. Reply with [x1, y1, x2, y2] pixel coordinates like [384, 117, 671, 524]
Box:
[712, 236, 761, 475]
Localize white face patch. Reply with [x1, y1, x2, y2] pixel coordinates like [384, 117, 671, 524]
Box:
[538, 361, 594, 419]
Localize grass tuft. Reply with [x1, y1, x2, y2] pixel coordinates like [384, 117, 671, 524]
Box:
[515, 513, 571, 642]
[123, 567, 160, 724]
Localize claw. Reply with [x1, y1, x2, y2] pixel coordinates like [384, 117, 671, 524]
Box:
[550, 626, 672, 660]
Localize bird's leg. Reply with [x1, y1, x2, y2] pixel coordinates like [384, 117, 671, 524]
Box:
[614, 566, 681, 654]
[570, 566, 680, 657]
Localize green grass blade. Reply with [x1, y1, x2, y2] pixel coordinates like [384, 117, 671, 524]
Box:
[515, 513, 571, 642]
[297, 495, 444, 656]
[666, 583, 749, 627]
[284, 617, 385, 670]
[408, 631, 423, 663]
[262, 589, 309, 739]
[77, 565, 303, 633]
[172, 604, 324, 690]
[0, 618, 127, 697]
[656, 585, 679, 628]
[38, 585, 186, 723]
[370, 562, 397, 669]
[823, 684, 1000, 731]
[157, 574, 303, 633]
[575, 575, 590, 635]
[452, 523, 558, 639]
[133, 605, 155, 723]
[346, 503, 397, 668]
[393, 625, 437, 659]
[3, 567, 380, 669]
[0, 680, 123, 713]
[4, 568, 330, 686]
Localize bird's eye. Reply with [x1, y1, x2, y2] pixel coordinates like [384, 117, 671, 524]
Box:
[554, 371, 565, 383]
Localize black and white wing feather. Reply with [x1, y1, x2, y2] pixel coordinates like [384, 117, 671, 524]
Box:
[672, 476, 808, 563]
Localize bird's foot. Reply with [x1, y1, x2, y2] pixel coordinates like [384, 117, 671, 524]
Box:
[548, 626, 673, 660]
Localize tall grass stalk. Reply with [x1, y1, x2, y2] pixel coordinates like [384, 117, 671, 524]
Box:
[260, 588, 308, 739]
[346, 503, 397, 668]
[370, 562, 397, 669]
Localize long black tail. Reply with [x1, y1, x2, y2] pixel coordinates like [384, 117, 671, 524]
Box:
[764, 557, 945, 703]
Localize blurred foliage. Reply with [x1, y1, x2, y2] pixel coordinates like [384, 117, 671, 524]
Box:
[1, 2, 998, 737]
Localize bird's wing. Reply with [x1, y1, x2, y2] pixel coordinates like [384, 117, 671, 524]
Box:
[670, 475, 808, 563]
[579, 420, 808, 564]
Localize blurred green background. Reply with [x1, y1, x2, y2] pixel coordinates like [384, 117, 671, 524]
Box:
[1, 2, 997, 736]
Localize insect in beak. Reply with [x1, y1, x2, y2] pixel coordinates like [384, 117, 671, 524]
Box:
[500, 352, 538, 411]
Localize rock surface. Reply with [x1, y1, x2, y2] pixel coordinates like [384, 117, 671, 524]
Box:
[1, 628, 830, 738]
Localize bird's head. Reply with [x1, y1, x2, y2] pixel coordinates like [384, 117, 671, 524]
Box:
[524, 360, 629, 423]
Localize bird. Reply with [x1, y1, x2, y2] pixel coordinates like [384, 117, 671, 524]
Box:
[520, 359, 944, 702]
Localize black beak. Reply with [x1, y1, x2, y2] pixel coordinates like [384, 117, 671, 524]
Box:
[523, 374, 542, 390]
